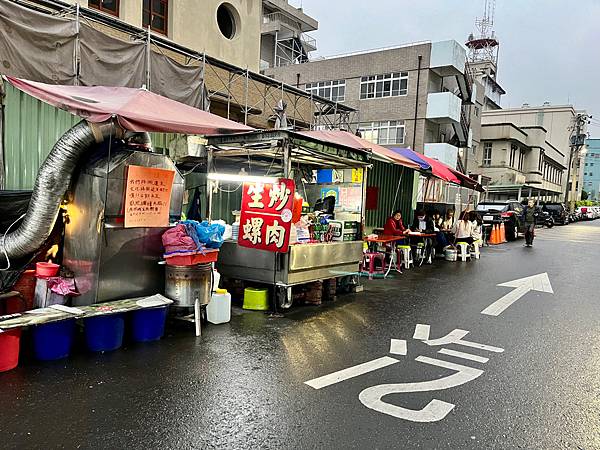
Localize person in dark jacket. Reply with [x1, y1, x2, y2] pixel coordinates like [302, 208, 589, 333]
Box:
[384, 210, 409, 237]
[523, 199, 538, 247]
[410, 210, 435, 233]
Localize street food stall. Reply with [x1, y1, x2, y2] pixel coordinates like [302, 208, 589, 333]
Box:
[0, 77, 255, 369]
[196, 130, 377, 308]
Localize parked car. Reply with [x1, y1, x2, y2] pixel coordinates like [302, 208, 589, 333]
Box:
[542, 203, 569, 225]
[475, 201, 526, 241]
[576, 206, 595, 220]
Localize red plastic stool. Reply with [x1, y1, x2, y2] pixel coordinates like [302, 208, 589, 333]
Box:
[361, 252, 386, 279]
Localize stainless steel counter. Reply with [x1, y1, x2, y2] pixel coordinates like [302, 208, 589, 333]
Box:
[216, 240, 363, 286]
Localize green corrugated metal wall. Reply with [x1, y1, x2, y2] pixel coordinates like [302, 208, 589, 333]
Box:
[3, 83, 80, 189]
[2, 82, 178, 190]
[365, 160, 417, 230]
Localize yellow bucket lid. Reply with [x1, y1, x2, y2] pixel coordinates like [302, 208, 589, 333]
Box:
[216, 288, 228, 294]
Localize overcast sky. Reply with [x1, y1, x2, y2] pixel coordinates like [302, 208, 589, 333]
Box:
[294, 0, 600, 135]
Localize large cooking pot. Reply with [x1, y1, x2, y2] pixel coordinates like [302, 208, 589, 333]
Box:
[164, 264, 212, 308]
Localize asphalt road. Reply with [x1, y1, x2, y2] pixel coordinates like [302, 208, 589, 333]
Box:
[1, 221, 600, 449]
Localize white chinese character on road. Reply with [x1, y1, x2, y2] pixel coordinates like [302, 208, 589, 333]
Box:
[266, 220, 286, 248]
[247, 183, 265, 208]
[305, 324, 504, 423]
[242, 217, 264, 245]
[268, 183, 291, 211]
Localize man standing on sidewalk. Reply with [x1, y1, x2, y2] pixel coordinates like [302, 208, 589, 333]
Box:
[523, 199, 538, 247]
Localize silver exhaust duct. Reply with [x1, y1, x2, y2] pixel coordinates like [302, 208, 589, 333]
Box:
[3, 120, 124, 259]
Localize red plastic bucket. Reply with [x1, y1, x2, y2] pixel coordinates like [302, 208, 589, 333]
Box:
[0, 328, 21, 372]
[36, 262, 60, 278]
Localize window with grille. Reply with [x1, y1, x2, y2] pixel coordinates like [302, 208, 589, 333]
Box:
[143, 0, 168, 35]
[483, 142, 492, 166]
[360, 72, 408, 99]
[358, 121, 405, 145]
[305, 80, 346, 102]
[89, 0, 119, 16]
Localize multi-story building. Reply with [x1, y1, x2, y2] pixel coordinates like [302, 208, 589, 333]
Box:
[477, 105, 586, 202]
[260, 0, 318, 70]
[583, 139, 600, 201]
[266, 40, 475, 172]
[62, 0, 263, 71]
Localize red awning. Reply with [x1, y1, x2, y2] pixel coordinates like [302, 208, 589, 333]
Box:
[4, 76, 254, 135]
[415, 153, 461, 184]
[297, 130, 421, 170]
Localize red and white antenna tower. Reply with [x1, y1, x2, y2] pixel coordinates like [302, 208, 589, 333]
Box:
[466, 0, 499, 65]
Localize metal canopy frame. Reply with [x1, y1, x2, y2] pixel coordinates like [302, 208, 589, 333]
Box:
[207, 130, 372, 171]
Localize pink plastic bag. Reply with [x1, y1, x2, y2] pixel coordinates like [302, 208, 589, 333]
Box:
[162, 224, 197, 254]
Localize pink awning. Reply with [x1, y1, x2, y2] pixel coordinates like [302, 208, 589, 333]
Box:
[297, 130, 421, 170]
[4, 76, 254, 135]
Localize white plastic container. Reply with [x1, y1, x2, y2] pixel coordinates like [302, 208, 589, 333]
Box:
[207, 289, 231, 324]
[212, 266, 221, 292]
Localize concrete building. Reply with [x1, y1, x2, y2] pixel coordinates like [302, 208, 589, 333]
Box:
[477, 105, 586, 202]
[266, 40, 475, 172]
[583, 139, 600, 201]
[63, 0, 263, 71]
[260, 0, 318, 70]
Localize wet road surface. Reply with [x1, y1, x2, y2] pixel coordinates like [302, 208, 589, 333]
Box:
[1, 221, 600, 449]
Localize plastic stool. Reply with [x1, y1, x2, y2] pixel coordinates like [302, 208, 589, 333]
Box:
[397, 245, 413, 269]
[456, 242, 471, 262]
[361, 252, 386, 279]
[471, 240, 482, 259]
[243, 288, 269, 311]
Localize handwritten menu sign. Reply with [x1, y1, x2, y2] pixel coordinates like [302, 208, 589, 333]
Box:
[124, 165, 175, 228]
[238, 178, 295, 253]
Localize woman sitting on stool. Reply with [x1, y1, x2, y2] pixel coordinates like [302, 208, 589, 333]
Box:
[452, 211, 474, 245]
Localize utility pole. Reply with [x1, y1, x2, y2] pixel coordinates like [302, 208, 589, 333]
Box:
[564, 113, 590, 211]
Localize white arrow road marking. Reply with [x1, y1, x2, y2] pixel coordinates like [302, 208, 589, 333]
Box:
[305, 356, 400, 390]
[481, 272, 554, 316]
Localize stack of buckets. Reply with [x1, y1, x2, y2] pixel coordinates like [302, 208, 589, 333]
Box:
[0, 262, 171, 373]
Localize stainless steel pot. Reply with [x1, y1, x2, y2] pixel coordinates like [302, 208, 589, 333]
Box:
[164, 264, 212, 308]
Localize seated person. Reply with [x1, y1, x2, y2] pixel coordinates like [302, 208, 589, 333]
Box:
[410, 210, 435, 233]
[469, 211, 483, 243]
[441, 209, 455, 231]
[452, 211, 474, 244]
[384, 210, 409, 237]
[431, 210, 443, 231]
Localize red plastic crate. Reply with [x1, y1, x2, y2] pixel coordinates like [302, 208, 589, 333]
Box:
[164, 249, 219, 266]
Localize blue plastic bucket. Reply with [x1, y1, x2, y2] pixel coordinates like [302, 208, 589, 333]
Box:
[84, 314, 125, 352]
[32, 319, 76, 361]
[131, 307, 168, 342]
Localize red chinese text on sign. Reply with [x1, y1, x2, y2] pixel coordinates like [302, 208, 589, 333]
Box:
[238, 178, 295, 253]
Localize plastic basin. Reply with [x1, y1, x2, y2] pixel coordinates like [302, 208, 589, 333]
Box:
[84, 314, 125, 352]
[131, 307, 168, 342]
[32, 319, 76, 361]
[0, 328, 21, 372]
[36, 262, 60, 278]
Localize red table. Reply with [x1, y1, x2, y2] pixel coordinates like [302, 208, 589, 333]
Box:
[407, 232, 437, 266]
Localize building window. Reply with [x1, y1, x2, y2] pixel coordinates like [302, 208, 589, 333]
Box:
[358, 121, 405, 145]
[509, 143, 518, 168]
[143, 0, 168, 35]
[483, 142, 492, 166]
[360, 72, 408, 99]
[518, 149, 525, 171]
[89, 0, 119, 16]
[305, 80, 346, 102]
